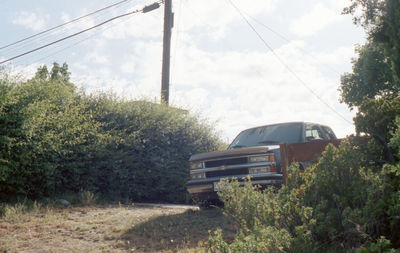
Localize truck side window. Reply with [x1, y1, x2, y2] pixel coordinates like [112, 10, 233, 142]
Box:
[305, 124, 324, 141]
[320, 126, 336, 140]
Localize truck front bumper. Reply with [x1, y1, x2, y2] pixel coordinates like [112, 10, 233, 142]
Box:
[186, 173, 284, 195]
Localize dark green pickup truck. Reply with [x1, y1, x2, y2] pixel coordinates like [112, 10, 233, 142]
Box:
[186, 122, 337, 202]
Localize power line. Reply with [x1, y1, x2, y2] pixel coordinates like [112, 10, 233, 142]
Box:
[0, 0, 133, 51]
[226, 0, 352, 125]
[11, 2, 141, 65]
[0, 0, 133, 59]
[183, 3, 269, 80]
[15, 13, 137, 66]
[244, 13, 342, 76]
[0, 1, 162, 65]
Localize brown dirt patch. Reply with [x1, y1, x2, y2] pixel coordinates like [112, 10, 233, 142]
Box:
[0, 205, 234, 252]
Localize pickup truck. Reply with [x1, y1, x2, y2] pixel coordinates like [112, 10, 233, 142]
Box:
[186, 122, 337, 203]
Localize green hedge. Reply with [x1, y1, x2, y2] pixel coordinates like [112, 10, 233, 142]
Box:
[0, 64, 223, 203]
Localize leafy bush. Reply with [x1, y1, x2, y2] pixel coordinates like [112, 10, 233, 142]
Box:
[357, 236, 396, 253]
[301, 142, 371, 247]
[208, 138, 400, 252]
[0, 65, 104, 200]
[208, 175, 316, 253]
[208, 226, 292, 253]
[0, 64, 223, 203]
[86, 95, 224, 202]
[207, 0, 400, 250]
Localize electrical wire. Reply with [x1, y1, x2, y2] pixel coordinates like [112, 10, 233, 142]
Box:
[0, 1, 162, 65]
[0, 0, 133, 51]
[244, 13, 342, 76]
[226, 0, 352, 125]
[0, 0, 133, 59]
[15, 10, 139, 66]
[10, 2, 133, 64]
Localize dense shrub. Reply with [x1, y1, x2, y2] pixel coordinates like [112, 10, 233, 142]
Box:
[208, 173, 316, 252]
[207, 0, 400, 250]
[0, 65, 102, 199]
[208, 137, 400, 252]
[0, 64, 223, 203]
[84, 95, 224, 202]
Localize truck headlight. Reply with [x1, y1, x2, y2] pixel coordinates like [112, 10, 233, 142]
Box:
[249, 154, 275, 163]
[249, 167, 269, 174]
[249, 156, 268, 163]
[190, 172, 206, 179]
[190, 161, 203, 169]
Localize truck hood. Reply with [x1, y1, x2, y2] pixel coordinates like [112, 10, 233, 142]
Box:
[190, 146, 279, 162]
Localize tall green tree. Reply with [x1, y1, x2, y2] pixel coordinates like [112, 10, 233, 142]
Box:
[340, 0, 400, 162]
[339, 0, 400, 246]
[344, 0, 400, 83]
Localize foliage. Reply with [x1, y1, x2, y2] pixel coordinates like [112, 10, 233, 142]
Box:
[83, 94, 223, 202]
[207, 0, 400, 251]
[0, 63, 103, 199]
[208, 227, 292, 253]
[207, 173, 317, 253]
[78, 191, 97, 206]
[343, 0, 400, 83]
[340, 0, 400, 163]
[353, 97, 400, 162]
[208, 138, 400, 251]
[0, 202, 28, 222]
[339, 42, 397, 109]
[357, 236, 396, 253]
[0, 63, 223, 203]
[338, 1, 400, 246]
[389, 117, 400, 159]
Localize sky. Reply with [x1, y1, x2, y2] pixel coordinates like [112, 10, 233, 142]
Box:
[0, 0, 366, 142]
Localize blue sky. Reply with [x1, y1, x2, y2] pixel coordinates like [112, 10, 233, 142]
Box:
[0, 0, 366, 142]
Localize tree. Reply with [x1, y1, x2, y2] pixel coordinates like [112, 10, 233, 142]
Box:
[343, 0, 400, 84]
[340, 0, 400, 162]
[340, 42, 397, 109]
[339, 0, 400, 247]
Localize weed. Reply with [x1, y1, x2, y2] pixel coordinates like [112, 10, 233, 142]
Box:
[1, 202, 27, 222]
[112, 227, 124, 233]
[79, 191, 97, 206]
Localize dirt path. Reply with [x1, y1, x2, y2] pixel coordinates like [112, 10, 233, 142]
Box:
[0, 204, 234, 253]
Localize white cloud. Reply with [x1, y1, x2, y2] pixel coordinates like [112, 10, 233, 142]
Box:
[290, 1, 345, 37]
[166, 39, 356, 140]
[84, 52, 108, 64]
[310, 46, 355, 65]
[179, 0, 277, 39]
[120, 61, 136, 74]
[12, 11, 47, 31]
[4, 0, 362, 142]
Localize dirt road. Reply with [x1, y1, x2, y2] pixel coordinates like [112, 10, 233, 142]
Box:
[0, 204, 234, 252]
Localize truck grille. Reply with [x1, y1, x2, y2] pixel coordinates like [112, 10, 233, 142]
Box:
[206, 167, 249, 178]
[204, 157, 247, 168]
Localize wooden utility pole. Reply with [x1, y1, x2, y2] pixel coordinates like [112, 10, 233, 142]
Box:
[161, 0, 173, 105]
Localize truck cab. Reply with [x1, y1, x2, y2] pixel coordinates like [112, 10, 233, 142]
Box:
[186, 122, 336, 203]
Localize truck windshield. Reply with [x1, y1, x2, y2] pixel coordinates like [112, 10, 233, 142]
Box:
[228, 123, 303, 149]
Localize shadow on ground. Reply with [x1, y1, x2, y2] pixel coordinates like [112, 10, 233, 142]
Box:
[120, 207, 236, 252]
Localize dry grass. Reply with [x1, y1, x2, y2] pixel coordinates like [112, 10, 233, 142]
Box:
[0, 204, 235, 252]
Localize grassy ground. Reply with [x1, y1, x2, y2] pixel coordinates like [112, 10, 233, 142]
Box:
[0, 203, 235, 252]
